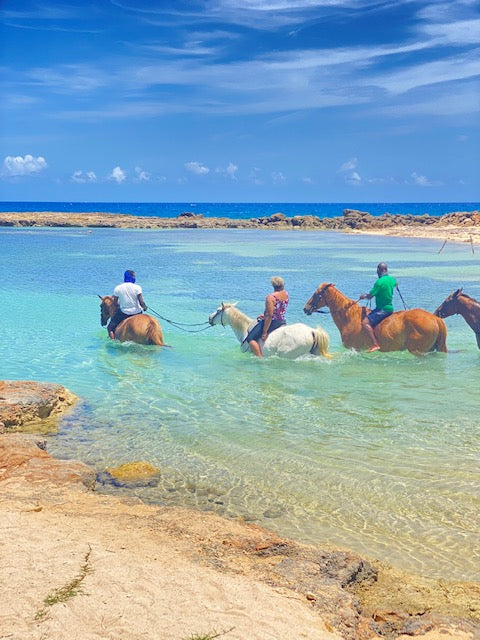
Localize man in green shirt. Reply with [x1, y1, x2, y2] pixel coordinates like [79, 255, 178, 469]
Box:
[359, 262, 397, 352]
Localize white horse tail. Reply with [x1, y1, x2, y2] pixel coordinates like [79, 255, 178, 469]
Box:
[311, 326, 332, 358]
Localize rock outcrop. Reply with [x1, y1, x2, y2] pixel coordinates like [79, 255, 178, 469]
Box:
[0, 209, 478, 232]
[0, 380, 77, 431]
[0, 432, 95, 489]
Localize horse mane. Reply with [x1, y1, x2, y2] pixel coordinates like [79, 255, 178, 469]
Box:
[458, 291, 480, 308]
[224, 304, 253, 325]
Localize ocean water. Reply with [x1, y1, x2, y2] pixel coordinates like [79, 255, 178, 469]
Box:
[0, 200, 479, 219]
[1, 226, 479, 582]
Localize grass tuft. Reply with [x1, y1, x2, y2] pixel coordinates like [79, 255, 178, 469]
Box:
[182, 627, 234, 640]
[35, 545, 93, 621]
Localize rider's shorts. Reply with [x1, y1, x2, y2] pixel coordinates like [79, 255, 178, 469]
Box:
[366, 308, 392, 328]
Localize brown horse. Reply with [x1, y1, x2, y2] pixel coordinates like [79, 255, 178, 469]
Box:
[304, 283, 447, 355]
[99, 295, 168, 346]
[434, 289, 480, 349]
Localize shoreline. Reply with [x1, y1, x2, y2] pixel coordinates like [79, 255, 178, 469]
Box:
[2, 429, 479, 640]
[0, 209, 480, 244]
[1, 383, 479, 640]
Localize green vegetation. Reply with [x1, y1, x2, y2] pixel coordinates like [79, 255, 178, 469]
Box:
[35, 546, 93, 621]
[182, 628, 234, 640]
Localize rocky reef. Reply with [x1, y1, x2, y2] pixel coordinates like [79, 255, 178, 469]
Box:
[0, 208, 479, 232]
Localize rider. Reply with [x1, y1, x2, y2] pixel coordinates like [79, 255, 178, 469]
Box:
[108, 270, 147, 339]
[247, 276, 289, 357]
[359, 262, 397, 352]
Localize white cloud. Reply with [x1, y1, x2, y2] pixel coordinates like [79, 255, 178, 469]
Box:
[338, 157, 358, 172]
[71, 170, 97, 183]
[272, 171, 286, 184]
[345, 171, 362, 186]
[216, 162, 238, 179]
[108, 166, 126, 183]
[302, 176, 314, 184]
[185, 161, 210, 175]
[134, 166, 151, 182]
[409, 171, 441, 187]
[2, 154, 47, 176]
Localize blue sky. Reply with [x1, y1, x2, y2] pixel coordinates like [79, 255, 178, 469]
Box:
[1, 0, 479, 203]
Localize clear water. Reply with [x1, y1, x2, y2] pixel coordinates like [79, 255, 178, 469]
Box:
[2, 227, 479, 582]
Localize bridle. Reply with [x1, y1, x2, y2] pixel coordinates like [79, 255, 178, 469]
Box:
[306, 284, 332, 314]
[209, 304, 227, 327]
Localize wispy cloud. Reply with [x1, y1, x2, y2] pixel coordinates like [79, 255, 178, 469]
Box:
[216, 162, 238, 179]
[134, 166, 151, 182]
[185, 161, 210, 175]
[409, 172, 442, 187]
[71, 170, 97, 183]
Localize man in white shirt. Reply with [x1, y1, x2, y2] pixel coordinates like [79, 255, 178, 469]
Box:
[108, 270, 148, 339]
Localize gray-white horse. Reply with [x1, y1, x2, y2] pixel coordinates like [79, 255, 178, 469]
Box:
[208, 302, 331, 359]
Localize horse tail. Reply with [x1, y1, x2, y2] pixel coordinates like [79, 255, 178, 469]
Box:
[146, 318, 171, 348]
[312, 326, 332, 358]
[434, 317, 448, 353]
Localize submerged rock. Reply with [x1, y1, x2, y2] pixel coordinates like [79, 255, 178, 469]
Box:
[100, 460, 161, 488]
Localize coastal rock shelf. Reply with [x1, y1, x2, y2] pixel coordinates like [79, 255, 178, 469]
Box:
[0, 208, 479, 232]
[1, 379, 479, 639]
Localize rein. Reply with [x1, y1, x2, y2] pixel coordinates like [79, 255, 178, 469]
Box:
[147, 306, 213, 333]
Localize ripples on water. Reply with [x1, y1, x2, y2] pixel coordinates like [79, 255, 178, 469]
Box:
[2, 227, 479, 582]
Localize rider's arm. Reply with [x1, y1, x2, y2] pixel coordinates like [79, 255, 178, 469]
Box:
[261, 295, 275, 340]
[359, 293, 373, 300]
[138, 293, 147, 311]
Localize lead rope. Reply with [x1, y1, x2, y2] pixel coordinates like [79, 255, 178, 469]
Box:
[147, 306, 213, 332]
[395, 285, 409, 310]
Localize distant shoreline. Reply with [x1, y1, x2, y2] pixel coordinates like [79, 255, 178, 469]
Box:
[1, 208, 480, 244]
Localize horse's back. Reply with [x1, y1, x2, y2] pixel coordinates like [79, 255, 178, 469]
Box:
[116, 313, 166, 346]
[263, 323, 316, 358]
[380, 308, 447, 353]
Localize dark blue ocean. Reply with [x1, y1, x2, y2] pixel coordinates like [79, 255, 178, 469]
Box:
[0, 201, 478, 219]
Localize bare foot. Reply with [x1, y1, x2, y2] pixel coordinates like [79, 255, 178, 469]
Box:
[367, 345, 381, 353]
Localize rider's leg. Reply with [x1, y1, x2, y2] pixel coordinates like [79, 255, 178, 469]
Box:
[248, 339, 263, 357]
[361, 316, 380, 351]
[107, 319, 116, 340]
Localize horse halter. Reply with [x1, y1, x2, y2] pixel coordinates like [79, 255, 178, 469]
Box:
[209, 305, 227, 327]
[307, 284, 331, 314]
[435, 290, 460, 318]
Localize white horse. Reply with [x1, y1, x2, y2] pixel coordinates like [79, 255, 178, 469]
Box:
[208, 302, 331, 359]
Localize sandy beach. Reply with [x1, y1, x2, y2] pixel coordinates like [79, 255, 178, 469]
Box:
[1, 384, 479, 640]
[1, 436, 479, 640]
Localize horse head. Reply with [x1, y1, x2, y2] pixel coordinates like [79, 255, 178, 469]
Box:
[303, 283, 335, 315]
[98, 295, 118, 326]
[434, 288, 463, 318]
[209, 301, 237, 326]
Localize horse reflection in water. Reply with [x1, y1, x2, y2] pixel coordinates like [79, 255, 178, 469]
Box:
[435, 288, 480, 349]
[208, 302, 331, 359]
[99, 295, 168, 347]
[304, 283, 447, 355]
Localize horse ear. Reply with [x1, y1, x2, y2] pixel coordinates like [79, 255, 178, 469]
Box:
[454, 288, 463, 297]
[231, 301, 238, 307]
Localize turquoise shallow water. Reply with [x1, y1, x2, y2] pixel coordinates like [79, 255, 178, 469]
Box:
[2, 227, 479, 581]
